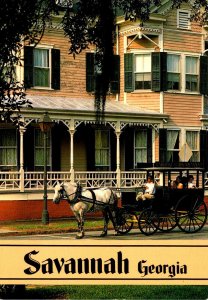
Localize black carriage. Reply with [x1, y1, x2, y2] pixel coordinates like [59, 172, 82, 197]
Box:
[116, 163, 208, 236]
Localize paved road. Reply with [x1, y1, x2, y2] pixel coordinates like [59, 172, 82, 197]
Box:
[0, 225, 207, 240]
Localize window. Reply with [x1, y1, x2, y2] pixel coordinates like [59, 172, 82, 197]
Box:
[0, 129, 17, 167]
[24, 46, 60, 89]
[95, 130, 110, 169]
[33, 49, 50, 87]
[177, 10, 190, 30]
[135, 54, 151, 89]
[167, 54, 180, 90]
[186, 131, 199, 162]
[186, 56, 198, 92]
[86, 53, 120, 93]
[135, 129, 147, 164]
[167, 130, 180, 162]
[34, 129, 51, 170]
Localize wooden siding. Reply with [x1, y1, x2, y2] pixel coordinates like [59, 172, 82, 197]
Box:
[25, 29, 95, 100]
[163, 93, 202, 126]
[163, 3, 202, 53]
[154, 131, 159, 162]
[125, 92, 160, 112]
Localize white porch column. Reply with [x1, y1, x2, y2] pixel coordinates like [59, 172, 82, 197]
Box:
[19, 126, 26, 192]
[68, 128, 75, 182]
[115, 122, 121, 188]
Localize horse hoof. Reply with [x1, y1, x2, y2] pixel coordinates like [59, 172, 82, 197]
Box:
[100, 232, 107, 237]
[76, 233, 84, 239]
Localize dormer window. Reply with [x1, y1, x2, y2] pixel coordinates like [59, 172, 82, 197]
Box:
[177, 10, 191, 30]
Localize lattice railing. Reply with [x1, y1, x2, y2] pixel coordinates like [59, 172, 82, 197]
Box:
[0, 170, 207, 192]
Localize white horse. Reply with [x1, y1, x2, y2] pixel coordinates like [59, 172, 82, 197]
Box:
[53, 182, 118, 239]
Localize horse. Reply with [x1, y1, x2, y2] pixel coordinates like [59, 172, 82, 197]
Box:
[53, 181, 118, 239]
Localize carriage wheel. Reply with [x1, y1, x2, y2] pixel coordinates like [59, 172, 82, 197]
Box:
[175, 196, 207, 233]
[116, 209, 134, 234]
[157, 211, 177, 232]
[138, 208, 158, 236]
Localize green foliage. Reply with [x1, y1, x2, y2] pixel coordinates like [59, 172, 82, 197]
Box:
[23, 285, 208, 299]
[1, 0, 208, 120]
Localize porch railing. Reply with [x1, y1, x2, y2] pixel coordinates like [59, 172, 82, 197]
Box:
[0, 170, 208, 191]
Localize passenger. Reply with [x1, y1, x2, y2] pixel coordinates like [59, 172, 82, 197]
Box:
[136, 175, 156, 201]
[172, 176, 183, 189]
[187, 175, 196, 189]
[182, 176, 188, 189]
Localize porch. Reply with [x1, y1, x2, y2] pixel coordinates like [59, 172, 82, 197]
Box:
[0, 169, 208, 192]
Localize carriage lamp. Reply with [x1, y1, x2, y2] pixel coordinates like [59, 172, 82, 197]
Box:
[39, 112, 54, 225]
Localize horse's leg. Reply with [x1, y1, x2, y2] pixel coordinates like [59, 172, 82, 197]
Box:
[100, 208, 109, 237]
[76, 211, 85, 239]
[108, 207, 119, 235]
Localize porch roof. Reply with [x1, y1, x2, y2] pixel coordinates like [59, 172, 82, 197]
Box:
[27, 95, 168, 119]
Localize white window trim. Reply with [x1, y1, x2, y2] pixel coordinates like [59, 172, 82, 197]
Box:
[134, 53, 152, 91]
[166, 52, 200, 94]
[34, 129, 52, 168]
[167, 53, 181, 92]
[95, 130, 110, 168]
[0, 129, 17, 167]
[33, 47, 52, 89]
[177, 9, 191, 30]
[134, 129, 148, 166]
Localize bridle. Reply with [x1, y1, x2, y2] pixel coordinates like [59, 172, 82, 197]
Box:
[59, 182, 83, 203]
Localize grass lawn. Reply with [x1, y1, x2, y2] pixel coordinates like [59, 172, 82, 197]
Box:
[0, 218, 109, 234]
[20, 285, 208, 299]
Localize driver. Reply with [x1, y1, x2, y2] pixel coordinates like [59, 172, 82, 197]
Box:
[136, 175, 156, 201]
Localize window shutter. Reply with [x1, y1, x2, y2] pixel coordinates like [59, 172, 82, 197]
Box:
[24, 46, 33, 88]
[51, 49, 60, 90]
[51, 124, 61, 171]
[124, 53, 134, 92]
[110, 129, 116, 171]
[151, 52, 167, 92]
[125, 127, 134, 170]
[86, 53, 95, 92]
[200, 130, 208, 170]
[200, 56, 208, 95]
[110, 55, 120, 93]
[24, 125, 34, 171]
[159, 128, 167, 163]
[147, 128, 152, 163]
[86, 126, 95, 171]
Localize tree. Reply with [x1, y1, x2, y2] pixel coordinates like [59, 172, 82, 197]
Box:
[1, 0, 208, 121]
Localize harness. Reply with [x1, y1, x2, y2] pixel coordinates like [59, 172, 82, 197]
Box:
[60, 183, 115, 211]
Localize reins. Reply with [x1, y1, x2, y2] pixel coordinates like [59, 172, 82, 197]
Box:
[59, 183, 116, 209]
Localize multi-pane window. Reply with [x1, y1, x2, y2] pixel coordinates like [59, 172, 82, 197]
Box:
[186, 131, 199, 162]
[0, 129, 17, 167]
[95, 130, 110, 168]
[167, 54, 180, 90]
[135, 129, 147, 164]
[135, 54, 151, 89]
[34, 129, 51, 169]
[186, 56, 198, 92]
[167, 130, 180, 162]
[34, 49, 50, 87]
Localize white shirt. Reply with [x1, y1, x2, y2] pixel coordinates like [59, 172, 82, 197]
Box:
[145, 182, 156, 195]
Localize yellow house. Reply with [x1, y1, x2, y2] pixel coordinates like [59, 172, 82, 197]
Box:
[0, 0, 207, 220]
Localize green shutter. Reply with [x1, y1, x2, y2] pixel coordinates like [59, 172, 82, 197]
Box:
[200, 130, 208, 170]
[124, 53, 134, 92]
[147, 128, 152, 163]
[24, 46, 33, 88]
[159, 128, 167, 163]
[86, 53, 95, 92]
[200, 56, 208, 95]
[151, 52, 167, 92]
[51, 49, 60, 90]
[110, 55, 120, 93]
